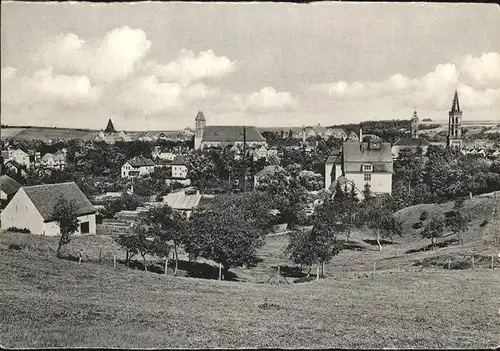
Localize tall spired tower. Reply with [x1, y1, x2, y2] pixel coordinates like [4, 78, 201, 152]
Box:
[194, 110, 206, 150]
[410, 110, 419, 139]
[447, 90, 463, 149]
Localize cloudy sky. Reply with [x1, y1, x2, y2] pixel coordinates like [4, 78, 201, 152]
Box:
[1, 2, 500, 131]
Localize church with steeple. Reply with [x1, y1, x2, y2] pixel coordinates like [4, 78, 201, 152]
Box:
[447, 90, 463, 149]
[194, 110, 267, 150]
[95, 118, 131, 144]
[391, 110, 430, 159]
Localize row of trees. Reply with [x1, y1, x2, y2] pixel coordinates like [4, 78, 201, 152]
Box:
[116, 192, 273, 278]
[393, 146, 500, 209]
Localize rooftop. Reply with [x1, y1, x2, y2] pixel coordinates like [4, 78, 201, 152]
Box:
[163, 190, 202, 211]
[0, 175, 21, 195]
[393, 138, 430, 147]
[127, 155, 155, 167]
[343, 141, 393, 163]
[202, 125, 266, 142]
[22, 182, 96, 222]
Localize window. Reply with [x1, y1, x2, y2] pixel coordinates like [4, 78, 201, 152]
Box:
[364, 173, 372, 181]
[363, 164, 373, 172]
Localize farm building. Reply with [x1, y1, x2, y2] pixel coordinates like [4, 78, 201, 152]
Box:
[163, 189, 202, 218]
[0, 182, 97, 236]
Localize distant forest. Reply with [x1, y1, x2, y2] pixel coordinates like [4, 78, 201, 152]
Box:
[1, 125, 96, 132]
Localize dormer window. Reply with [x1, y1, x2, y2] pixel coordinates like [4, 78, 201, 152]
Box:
[363, 164, 373, 172]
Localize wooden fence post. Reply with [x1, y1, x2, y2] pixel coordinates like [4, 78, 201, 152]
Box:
[448, 258, 451, 270]
[113, 254, 116, 270]
[372, 262, 376, 278]
[98, 249, 102, 263]
[79, 250, 82, 264]
[471, 256, 475, 269]
[492, 255, 495, 269]
[277, 266, 280, 286]
[316, 265, 320, 281]
[164, 257, 168, 275]
[218, 263, 222, 281]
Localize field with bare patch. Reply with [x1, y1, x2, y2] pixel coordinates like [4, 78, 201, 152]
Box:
[1, 248, 499, 349]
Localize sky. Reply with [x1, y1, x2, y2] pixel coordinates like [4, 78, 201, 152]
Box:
[1, 2, 500, 131]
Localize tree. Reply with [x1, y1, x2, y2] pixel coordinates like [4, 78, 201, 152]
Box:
[421, 215, 445, 250]
[287, 198, 344, 276]
[447, 199, 469, 246]
[144, 205, 187, 275]
[116, 223, 155, 271]
[184, 194, 266, 279]
[51, 196, 80, 258]
[362, 183, 372, 202]
[358, 196, 402, 252]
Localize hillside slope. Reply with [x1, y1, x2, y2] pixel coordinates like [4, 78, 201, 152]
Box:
[1, 249, 498, 349]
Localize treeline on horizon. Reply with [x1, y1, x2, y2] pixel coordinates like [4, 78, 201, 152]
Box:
[1, 124, 96, 132]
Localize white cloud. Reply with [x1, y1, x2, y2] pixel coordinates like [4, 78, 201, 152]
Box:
[153, 49, 236, 85]
[310, 54, 500, 110]
[217, 87, 299, 113]
[1, 66, 18, 81]
[37, 26, 152, 83]
[460, 52, 500, 87]
[1, 67, 102, 107]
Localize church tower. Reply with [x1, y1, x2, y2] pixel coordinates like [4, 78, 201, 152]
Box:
[447, 90, 463, 149]
[410, 110, 419, 139]
[194, 110, 206, 150]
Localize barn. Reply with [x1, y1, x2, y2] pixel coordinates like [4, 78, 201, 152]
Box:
[0, 182, 97, 236]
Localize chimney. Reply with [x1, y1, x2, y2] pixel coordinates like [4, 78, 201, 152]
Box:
[359, 128, 363, 142]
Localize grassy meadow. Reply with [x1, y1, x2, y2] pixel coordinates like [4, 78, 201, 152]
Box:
[1, 248, 499, 349]
[1, 194, 499, 348]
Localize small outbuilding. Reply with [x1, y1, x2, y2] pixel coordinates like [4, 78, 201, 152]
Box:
[0, 182, 97, 236]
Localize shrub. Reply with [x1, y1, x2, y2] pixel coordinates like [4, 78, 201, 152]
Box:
[412, 221, 423, 230]
[8, 243, 25, 251]
[7, 227, 31, 233]
[293, 276, 316, 284]
[480, 219, 488, 227]
[419, 210, 428, 221]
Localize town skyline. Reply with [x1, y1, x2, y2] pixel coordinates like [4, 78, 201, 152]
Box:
[1, 2, 500, 130]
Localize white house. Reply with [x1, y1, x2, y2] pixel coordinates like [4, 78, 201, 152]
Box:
[341, 140, 393, 196]
[121, 156, 156, 178]
[171, 155, 188, 179]
[325, 138, 393, 197]
[6, 148, 39, 169]
[0, 182, 96, 236]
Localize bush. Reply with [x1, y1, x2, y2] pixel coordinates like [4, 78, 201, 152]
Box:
[480, 219, 488, 227]
[293, 276, 316, 284]
[7, 227, 31, 233]
[412, 221, 423, 229]
[447, 258, 472, 270]
[419, 210, 428, 221]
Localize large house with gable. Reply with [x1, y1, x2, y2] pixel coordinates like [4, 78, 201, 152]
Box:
[0, 182, 97, 235]
[121, 156, 156, 178]
[325, 132, 393, 198]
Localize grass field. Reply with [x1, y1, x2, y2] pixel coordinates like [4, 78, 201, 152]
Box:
[1, 249, 499, 349]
